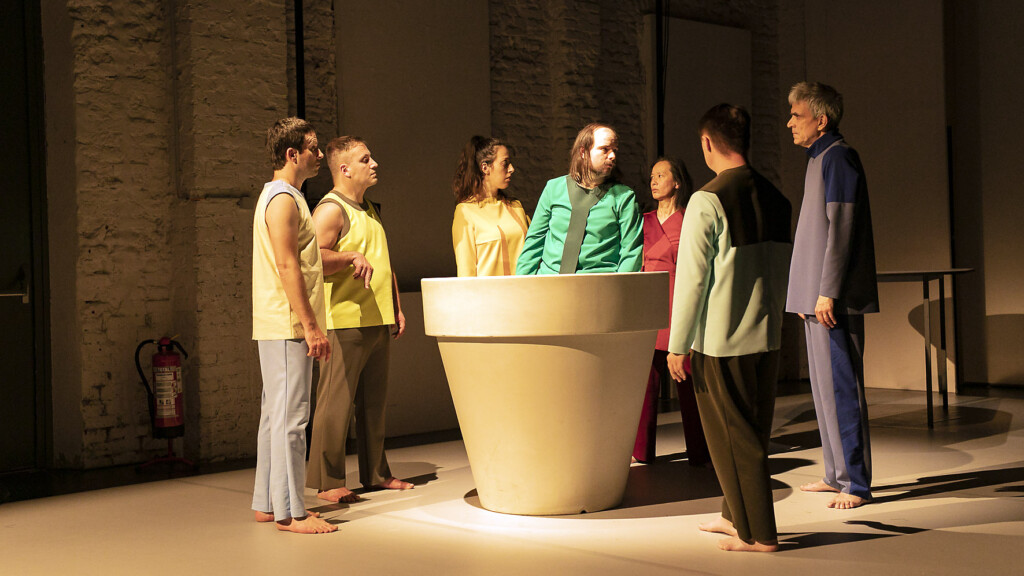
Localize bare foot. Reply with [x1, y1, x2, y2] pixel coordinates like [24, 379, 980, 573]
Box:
[275, 515, 337, 534]
[698, 516, 738, 537]
[800, 480, 840, 493]
[376, 477, 413, 490]
[717, 537, 778, 552]
[254, 510, 319, 522]
[828, 493, 868, 509]
[318, 487, 360, 503]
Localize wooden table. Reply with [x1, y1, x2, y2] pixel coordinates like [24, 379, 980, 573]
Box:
[877, 268, 973, 428]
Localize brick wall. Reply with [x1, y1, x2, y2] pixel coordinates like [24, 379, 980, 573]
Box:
[64, 0, 291, 466]
[489, 0, 796, 376]
[57, 0, 791, 468]
[489, 0, 782, 200]
[67, 0, 179, 466]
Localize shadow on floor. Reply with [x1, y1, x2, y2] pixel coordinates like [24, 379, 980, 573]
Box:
[458, 454, 817, 520]
[871, 404, 1015, 439]
[873, 462, 1024, 503]
[776, 518, 931, 551]
[309, 467, 442, 516]
[0, 457, 255, 505]
[777, 530, 898, 550]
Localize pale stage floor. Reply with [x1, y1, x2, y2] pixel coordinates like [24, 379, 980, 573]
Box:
[2, 388, 1023, 576]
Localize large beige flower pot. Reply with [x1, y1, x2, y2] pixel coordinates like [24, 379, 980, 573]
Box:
[421, 272, 668, 515]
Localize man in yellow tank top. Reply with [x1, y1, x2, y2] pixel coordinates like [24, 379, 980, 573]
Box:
[250, 118, 336, 534]
[306, 136, 413, 503]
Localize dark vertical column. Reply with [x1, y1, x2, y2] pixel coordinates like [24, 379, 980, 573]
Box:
[942, 0, 962, 393]
[294, 0, 306, 119]
[655, 0, 664, 157]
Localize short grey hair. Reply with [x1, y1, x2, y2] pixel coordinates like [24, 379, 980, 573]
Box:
[788, 82, 844, 132]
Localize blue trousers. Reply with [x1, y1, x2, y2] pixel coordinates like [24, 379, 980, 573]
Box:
[804, 315, 872, 500]
[252, 339, 313, 521]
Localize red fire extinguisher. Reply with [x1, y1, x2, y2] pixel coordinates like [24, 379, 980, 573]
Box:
[135, 337, 188, 439]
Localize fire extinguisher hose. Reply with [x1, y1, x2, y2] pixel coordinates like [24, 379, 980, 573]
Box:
[135, 339, 157, 398]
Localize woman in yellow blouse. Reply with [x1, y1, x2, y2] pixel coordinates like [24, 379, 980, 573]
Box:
[451, 136, 530, 276]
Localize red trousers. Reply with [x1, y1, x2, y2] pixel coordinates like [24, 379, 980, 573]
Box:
[632, 350, 710, 464]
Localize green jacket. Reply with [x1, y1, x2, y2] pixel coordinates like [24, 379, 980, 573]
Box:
[515, 176, 642, 275]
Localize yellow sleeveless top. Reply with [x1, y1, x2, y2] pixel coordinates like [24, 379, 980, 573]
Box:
[252, 180, 326, 340]
[318, 191, 395, 329]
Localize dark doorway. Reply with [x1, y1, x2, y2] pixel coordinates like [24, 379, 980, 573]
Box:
[0, 1, 49, 473]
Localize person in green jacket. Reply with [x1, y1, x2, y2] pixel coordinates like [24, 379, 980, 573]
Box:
[515, 123, 642, 275]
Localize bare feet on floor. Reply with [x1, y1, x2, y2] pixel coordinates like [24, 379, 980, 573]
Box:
[318, 487, 360, 503]
[717, 537, 778, 552]
[376, 477, 413, 490]
[275, 514, 337, 534]
[254, 510, 319, 522]
[799, 480, 840, 493]
[828, 492, 868, 509]
[698, 516, 738, 537]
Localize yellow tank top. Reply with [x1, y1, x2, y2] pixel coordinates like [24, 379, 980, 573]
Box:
[252, 180, 326, 340]
[318, 191, 395, 329]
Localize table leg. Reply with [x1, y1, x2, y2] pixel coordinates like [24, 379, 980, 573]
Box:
[924, 278, 933, 429]
[938, 275, 949, 413]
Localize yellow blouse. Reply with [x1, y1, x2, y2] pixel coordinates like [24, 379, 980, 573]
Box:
[452, 198, 530, 276]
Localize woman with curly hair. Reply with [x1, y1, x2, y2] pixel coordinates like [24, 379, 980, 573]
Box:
[451, 136, 529, 276]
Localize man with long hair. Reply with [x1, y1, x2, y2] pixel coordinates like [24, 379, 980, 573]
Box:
[515, 123, 642, 274]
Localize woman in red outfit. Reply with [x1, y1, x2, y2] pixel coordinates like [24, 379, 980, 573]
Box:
[632, 157, 710, 466]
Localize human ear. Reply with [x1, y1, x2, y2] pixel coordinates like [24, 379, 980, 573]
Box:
[701, 135, 712, 153]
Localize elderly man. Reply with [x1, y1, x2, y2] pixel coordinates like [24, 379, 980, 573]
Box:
[515, 123, 642, 275]
[667, 104, 792, 552]
[786, 81, 878, 510]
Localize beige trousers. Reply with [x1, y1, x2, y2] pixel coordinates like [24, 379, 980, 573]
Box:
[306, 325, 392, 490]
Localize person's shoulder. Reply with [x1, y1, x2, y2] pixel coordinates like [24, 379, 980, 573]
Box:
[544, 175, 569, 188]
[264, 179, 297, 198]
[822, 138, 860, 163]
[821, 143, 864, 180]
[686, 190, 720, 212]
[314, 191, 345, 214]
[607, 181, 636, 197]
[263, 180, 301, 209]
[454, 200, 481, 217]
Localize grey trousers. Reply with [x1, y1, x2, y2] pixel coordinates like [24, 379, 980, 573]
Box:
[306, 325, 393, 490]
[252, 339, 313, 521]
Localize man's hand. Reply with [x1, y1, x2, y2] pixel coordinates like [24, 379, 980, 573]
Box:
[392, 311, 406, 340]
[667, 352, 688, 382]
[304, 324, 331, 362]
[350, 253, 374, 289]
[815, 295, 836, 329]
